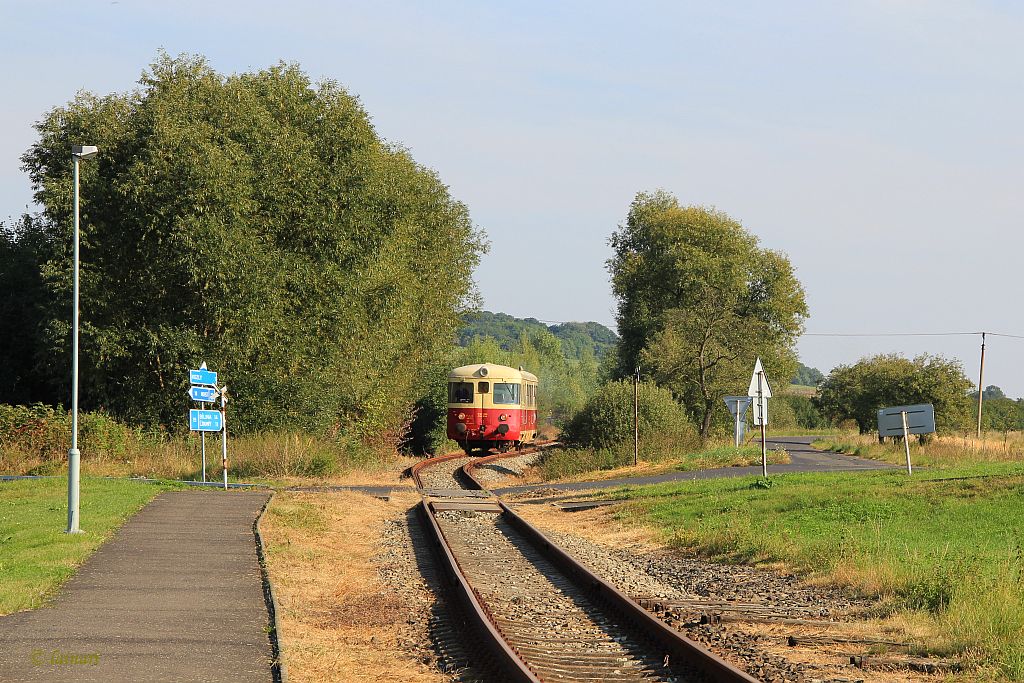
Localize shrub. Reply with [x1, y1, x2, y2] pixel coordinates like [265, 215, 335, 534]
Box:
[561, 381, 697, 454]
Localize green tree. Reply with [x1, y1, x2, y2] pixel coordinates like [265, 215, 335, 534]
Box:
[814, 354, 973, 434]
[0, 217, 56, 405]
[16, 53, 482, 437]
[792, 363, 824, 387]
[608, 191, 808, 438]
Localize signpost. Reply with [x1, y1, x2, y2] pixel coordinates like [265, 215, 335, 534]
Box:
[747, 358, 773, 478]
[723, 396, 752, 447]
[187, 362, 226, 486]
[877, 403, 936, 475]
[190, 367, 217, 387]
[188, 385, 218, 402]
[189, 408, 223, 432]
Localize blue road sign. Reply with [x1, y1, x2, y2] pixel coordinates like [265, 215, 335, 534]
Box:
[188, 385, 218, 402]
[190, 368, 218, 386]
[189, 409, 223, 432]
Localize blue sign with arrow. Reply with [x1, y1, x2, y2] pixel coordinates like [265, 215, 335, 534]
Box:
[188, 386, 218, 402]
[189, 409, 223, 432]
[190, 368, 218, 386]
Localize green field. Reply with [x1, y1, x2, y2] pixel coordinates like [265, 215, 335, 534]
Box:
[608, 465, 1024, 678]
[0, 477, 170, 615]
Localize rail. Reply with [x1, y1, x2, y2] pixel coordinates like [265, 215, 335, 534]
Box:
[415, 446, 761, 682]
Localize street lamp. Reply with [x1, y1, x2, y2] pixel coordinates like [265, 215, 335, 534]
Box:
[67, 144, 98, 534]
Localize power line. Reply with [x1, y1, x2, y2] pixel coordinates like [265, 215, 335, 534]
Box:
[804, 331, 1024, 339]
[803, 332, 979, 337]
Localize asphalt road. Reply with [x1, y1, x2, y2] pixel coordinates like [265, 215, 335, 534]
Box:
[493, 435, 892, 494]
[0, 491, 274, 683]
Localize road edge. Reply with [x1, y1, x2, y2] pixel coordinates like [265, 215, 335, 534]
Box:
[254, 494, 288, 683]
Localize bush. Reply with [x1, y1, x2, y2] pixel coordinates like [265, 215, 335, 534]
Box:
[561, 381, 697, 455]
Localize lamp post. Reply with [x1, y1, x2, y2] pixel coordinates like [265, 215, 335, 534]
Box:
[67, 145, 98, 534]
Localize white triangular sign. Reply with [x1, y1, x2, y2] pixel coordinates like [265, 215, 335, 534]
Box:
[746, 358, 773, 398]
[199, 361, 208, 370]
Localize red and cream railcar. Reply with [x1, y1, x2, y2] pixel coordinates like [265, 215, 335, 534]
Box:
[447, 363, 538, 454]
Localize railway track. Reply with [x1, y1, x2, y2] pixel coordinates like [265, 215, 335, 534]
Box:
[412, 448, 760, 683]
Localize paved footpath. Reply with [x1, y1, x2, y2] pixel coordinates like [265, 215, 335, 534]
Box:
[0, 491, 274, 683]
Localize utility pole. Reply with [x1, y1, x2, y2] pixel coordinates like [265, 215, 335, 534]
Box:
[633, 367, 640, 467]
[977, 332, 986, 439]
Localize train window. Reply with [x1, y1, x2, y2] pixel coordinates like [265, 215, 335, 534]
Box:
[478, 381, 489, 394]
[492, 383, 520, 405]
[448, 382, 474, 403]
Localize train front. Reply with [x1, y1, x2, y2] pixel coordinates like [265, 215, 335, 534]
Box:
[446, 363, 534, 453]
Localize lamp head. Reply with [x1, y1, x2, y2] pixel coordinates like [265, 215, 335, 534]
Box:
[72, 145, 98, 159]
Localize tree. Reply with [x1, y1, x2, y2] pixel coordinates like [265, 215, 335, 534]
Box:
[13, 53, 483, 436]
[608, 191, 808, 437]
[792, 363, 824, 387]
[0, 217, 55, 405]
[814, 354, 973, 434]
[971, 385, 1006, 401]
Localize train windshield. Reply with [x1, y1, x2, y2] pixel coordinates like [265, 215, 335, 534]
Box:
[492, 383, 520, 405]
[448, 382, 474, 403]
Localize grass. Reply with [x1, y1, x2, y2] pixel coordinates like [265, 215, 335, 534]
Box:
[0, 476, 172, 615]
[532, 441, 791, 482]
[604, 463, 1024, 678]
[814, 430, 1024, 468]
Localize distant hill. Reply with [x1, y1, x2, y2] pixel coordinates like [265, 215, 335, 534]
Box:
[458, 311, 617, 360]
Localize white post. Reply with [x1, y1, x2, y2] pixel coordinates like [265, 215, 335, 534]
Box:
[67, 155, 82, 534]
[200, 400, 207, 483]
[901, 410, 912, 475]
[758, 372, 767, 478]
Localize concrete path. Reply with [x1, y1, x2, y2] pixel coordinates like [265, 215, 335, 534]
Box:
[494, 436, 892, 494]
[0, 491, 274, 683]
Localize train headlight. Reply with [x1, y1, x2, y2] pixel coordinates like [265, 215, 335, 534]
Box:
[457, 413, 465, 420]
[499, 414, 507, 421]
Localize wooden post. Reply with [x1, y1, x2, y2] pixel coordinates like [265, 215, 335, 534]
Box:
[633, 367, 640, 467]
[976, 332, 986, 439]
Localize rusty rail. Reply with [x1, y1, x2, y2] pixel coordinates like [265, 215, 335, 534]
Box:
[416, 447, 761, 682]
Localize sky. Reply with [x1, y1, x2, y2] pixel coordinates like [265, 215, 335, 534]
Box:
[2, 1, 1023, 395]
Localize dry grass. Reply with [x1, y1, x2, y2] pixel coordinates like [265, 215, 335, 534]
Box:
[0, 419, 417, 487]
[815, 430, 1024, 467]
[260, 491, 447, 683]
[513, 502, 661, 550]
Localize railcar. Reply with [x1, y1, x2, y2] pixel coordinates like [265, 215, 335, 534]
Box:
[447, 363, 538, 454]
